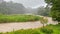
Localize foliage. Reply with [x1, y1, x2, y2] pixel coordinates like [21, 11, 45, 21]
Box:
[37, 7, 50, 16]
[40, 17, 48, 27]
[40, 17, 48, 24]
[45, 0, 60, 22]
[41, 28, 53, 34]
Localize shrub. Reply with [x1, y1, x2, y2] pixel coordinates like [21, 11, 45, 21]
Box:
[41, 28, 53, 34]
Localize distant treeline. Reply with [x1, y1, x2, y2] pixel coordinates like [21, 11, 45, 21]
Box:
[0, 0, 50, 16]
[0, 1, 26, 14]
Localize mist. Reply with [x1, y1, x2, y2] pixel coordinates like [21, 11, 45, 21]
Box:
[0, 0, 50, 16]
[4, 0, 47, 8]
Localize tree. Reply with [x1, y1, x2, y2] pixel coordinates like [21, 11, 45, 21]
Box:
[45, 0, 60, 22]
[37, 6, 46, 16]
[45, 0, 52, 17]
[40, 17, 48, 27]
[45, 6, 50, 16]
[37, 6, 49, 16]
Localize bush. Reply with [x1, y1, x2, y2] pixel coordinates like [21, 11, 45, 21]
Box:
[41, 28, 53, 34]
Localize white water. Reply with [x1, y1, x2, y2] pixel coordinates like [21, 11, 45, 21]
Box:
[0, 17, 58, 32]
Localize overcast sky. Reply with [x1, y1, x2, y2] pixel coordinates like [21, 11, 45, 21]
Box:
[4, 0, 47, 8]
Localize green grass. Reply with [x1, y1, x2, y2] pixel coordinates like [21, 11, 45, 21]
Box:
[0, 14, 40, 23]
[1, 24, 60, 34]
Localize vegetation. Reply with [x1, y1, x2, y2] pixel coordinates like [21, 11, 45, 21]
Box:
[37, 6, 50, 16]
[0, 1, 25, 14]
[45, 0, 60, 22]
[40, 17, 48, 27]
[0, 14, 40, 23]
[0, 0, 51, 16]
[0, 24, 59, 34]
[0, 0, 60, 34]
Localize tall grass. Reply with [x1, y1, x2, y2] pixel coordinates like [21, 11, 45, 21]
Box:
[0, 14, 40, 23]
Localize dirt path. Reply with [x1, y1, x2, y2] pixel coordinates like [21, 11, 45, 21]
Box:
[0, 17, 58, 32]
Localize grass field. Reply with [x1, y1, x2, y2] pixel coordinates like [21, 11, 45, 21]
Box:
[0, 24, 60, 34]
[0, 14, 40, 23]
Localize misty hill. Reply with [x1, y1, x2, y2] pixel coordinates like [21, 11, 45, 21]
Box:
[0, 1, 26, 14]
[25, 7, 39, 15]
[25, 6, 50, 16]
[0, 0, 50, 16]
[37, 6, 50, 16]
[25, 7, 37, 14]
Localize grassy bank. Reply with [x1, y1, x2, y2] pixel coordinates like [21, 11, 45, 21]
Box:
[0, 24, 60, 34]
[0, 14, 40, 23]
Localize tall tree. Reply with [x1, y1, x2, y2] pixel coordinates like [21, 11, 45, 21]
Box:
[45, 0, 60, 22]
[45, 0, 52, 16]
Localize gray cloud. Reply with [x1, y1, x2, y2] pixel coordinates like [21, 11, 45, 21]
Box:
[4, 0, 46, 8]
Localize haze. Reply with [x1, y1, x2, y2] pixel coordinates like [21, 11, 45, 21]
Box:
[4, 0, 47, 8]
